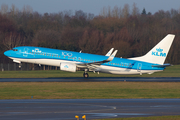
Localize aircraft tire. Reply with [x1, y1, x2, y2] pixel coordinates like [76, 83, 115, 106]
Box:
[83, 73, 89, 78]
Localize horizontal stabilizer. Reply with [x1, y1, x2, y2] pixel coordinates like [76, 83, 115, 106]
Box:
[152, 63, 171, 68]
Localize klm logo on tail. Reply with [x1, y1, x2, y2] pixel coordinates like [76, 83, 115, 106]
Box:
[152, 48, 166, 57]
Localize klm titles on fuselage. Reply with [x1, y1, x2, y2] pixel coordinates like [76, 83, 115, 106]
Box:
[152, 48, 166, 57]
[31, 48, 73, 57]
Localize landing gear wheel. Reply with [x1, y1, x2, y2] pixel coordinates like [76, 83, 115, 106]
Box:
[83, 73, 89, 78]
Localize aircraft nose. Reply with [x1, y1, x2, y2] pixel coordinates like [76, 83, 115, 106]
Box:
[4, 50, 12, 57]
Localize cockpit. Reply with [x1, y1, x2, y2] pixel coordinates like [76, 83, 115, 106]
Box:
[12, 49, 18, 51]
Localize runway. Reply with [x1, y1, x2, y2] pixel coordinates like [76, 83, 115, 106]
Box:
[1, 77, 180, 82]
[1, 99, 180, 120]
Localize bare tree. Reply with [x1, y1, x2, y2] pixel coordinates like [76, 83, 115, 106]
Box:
[132, 3, 139, 16]
[108, 6, 111, 17]
[22, 5, 33, 14]
[122, 4, 130, 18]
[112, 6, 119, 18]
[3, 32, 25, 50]
[0, 4, 9, 14]
[100, 6, 107, 17]
[10, 4, 19, 16]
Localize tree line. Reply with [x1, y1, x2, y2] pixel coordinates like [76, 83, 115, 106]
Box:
[0, 3, 180, 64]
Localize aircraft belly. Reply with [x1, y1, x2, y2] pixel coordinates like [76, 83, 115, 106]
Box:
[9, 57, 74, 67]
[100, 65, 162, 75]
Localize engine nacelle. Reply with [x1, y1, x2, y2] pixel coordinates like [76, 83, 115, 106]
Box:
[60, 62, 76, 72]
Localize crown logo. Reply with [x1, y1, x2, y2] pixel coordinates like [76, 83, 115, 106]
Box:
[64, 65, 69, 68]
[156, 48, 163, 52]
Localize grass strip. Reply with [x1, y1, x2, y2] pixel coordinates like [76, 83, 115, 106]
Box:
[93, 115, 180, 120]
[0, 65, 180, 78]
[1, 82, 180, 99]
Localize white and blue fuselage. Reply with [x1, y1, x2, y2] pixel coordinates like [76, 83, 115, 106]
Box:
[4, 34, 175, 77]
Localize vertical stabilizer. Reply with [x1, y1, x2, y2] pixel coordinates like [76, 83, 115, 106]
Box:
[129, 34, 175, 65]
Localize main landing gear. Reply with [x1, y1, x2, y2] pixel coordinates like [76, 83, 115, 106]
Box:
[83, 72, 89, 78]
[83, 69, 89, 78]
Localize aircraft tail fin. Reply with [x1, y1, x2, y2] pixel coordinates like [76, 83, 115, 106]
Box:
[129, 34, 175, 65]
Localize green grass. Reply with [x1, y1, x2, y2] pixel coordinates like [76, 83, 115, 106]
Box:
[0, 65, 180, 99]
[93, 115, 180, 120]
[0, 65, 180, 78]
[1, 82, 180, 99]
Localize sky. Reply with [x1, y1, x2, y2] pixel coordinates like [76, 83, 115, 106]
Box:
[0, 0, 180, 15]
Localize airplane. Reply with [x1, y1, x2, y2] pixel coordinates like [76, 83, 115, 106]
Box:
[4, 34, 175, 78]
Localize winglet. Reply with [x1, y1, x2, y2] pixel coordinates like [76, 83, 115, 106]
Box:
[105, 48, 114, 56]
[107, 50, 118, 61]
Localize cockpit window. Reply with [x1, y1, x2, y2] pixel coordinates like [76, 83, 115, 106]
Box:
[12, 49, 18, 51]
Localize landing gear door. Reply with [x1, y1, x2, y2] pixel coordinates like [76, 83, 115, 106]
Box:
[137, 63, 142, 72]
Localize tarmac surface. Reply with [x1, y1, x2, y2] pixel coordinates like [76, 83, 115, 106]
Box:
[1, 99, 180, 120]
[1, 77, 180, 82]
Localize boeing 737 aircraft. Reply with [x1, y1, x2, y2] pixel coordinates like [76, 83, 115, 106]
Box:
[4, 34, 175, 78]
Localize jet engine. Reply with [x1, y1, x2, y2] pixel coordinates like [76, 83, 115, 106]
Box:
[60, 62, 76, 72]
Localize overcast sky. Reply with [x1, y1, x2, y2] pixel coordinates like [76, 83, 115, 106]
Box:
[0, 0, 180, 15]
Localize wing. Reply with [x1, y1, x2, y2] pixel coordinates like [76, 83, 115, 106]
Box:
[76, 50, 118, 71]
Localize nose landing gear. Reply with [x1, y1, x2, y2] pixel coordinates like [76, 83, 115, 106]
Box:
[19, 63, 22, 68]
